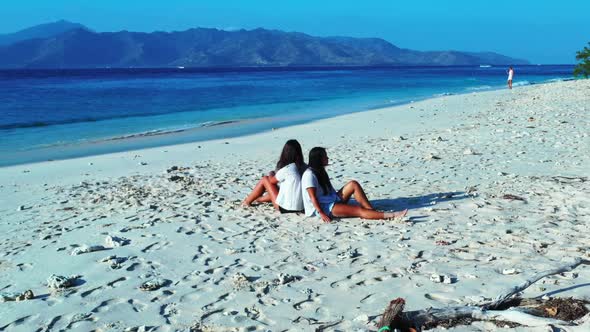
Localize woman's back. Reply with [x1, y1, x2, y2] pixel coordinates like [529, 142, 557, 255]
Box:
[275, 163, 304, 211]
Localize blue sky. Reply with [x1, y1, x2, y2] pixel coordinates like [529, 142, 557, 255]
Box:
[2, 0, 588, 64]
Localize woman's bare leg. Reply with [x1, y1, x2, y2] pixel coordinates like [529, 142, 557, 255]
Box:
[242, 177, 266, 206]
[332, 203, 407, 220]
[261, 176, 280, 209]
[338, 180, 373, 209]
[242, 176, 279, 209]
[255, 195, 272, 203]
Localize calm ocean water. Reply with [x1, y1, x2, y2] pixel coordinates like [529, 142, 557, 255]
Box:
[0, 65, 575, 166]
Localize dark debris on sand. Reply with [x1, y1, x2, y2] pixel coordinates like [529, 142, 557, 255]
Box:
[423, 318, 521, 330]
[535, 297, 589, 321]
[403, 297, 589, 331]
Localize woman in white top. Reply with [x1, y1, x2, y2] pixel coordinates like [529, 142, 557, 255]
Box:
[242, 139, 306, 213]
[302, 147, 408, 222]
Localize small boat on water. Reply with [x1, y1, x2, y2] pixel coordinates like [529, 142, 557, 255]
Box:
[479, 64, 492, 68]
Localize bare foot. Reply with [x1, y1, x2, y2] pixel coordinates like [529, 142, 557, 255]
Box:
[384, 209, 408, 220]
[394, 209, 408, 218]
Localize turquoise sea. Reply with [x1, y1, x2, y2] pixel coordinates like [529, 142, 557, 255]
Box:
[0, 65, 575, 166]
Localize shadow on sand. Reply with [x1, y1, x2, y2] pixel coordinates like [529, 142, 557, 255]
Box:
[540, 283, 590, 298]
[368, 191, 471, 222]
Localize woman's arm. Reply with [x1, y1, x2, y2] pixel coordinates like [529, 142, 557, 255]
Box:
[306, 187, 332, 222]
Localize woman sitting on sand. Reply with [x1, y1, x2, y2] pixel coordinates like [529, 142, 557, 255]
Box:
[302, 147, 408, 222]
[242, 139, 306, 213]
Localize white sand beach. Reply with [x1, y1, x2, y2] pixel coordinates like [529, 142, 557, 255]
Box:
[1, 80, 589, 331]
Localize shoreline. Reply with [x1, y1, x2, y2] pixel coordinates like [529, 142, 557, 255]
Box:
[0, 79, 588, 331]
[0, 76, 574, 168]
[1, 64, 572, 73]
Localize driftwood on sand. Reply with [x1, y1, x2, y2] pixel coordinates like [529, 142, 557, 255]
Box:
[377, 258, 590, 331]
[377, 298, 417, 332]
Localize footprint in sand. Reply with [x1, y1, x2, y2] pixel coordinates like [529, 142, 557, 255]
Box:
[64, 312, 96, 329]
[176, 226, 195, 235]
[180, 269, 202, 283]
[179, 290, 201, 304]
[359, 293, 375, 304]
[128, 299, 148, 312]
[126, 256, 162, 272]
[126, 262, 141, 272]
[292, 293, 322, 311]
[91, 298, 126, 313]
[191, 245, 214, 263]
[149, 289, 176, 303]
[0, 315, 36, 331]
[42, 315, 63, 331]
[16, 262, 34, 271]
[160, 302, 179, 324]
[200, 308, 225, 323]
[106, 276, 129, 288]
[80, 286, 103, 298]
[201, 292, 231, 311]
[202, 257, 219, 267]
[141, 241, 172, 253]
[329, 269, 365, 288]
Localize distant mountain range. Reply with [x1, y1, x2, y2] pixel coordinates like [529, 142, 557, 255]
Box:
[0, 20, 89, 46]
[0, 21, 529, 68]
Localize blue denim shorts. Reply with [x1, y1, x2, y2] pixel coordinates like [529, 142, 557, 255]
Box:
[314, 202, 336, 217]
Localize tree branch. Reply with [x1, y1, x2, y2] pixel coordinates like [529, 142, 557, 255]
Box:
[381, 258, 590, 330]
[484, 258, 590, 310]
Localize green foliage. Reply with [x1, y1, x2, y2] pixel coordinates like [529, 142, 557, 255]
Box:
[574, 42, 590, 78]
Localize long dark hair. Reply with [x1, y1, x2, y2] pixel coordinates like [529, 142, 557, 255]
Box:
[276, 139, 305, 175]
[308, 147, 333, 195]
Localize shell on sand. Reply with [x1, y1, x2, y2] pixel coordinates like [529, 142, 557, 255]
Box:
[71, 245, 106, 256]
[139, 278, 170, 291]
[47, 274, 81, 289]
[0, 290, 34, 302]
[105, 235, 130, 247]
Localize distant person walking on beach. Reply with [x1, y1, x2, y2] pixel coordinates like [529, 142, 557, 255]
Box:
[507, 66, 514, 89]
[242, 139, 306, 213]
[302, 147, 408, 222]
